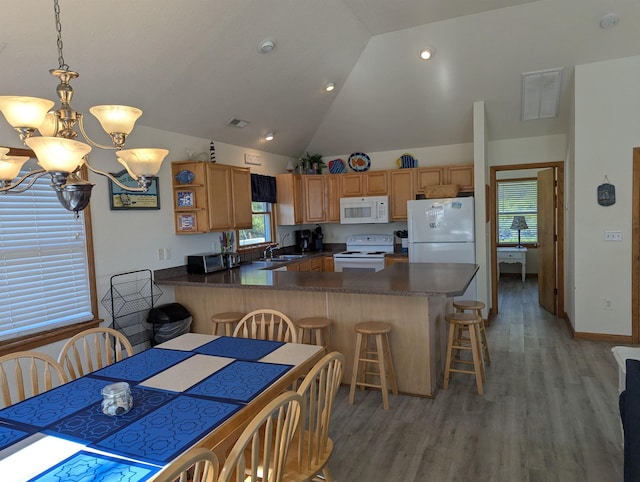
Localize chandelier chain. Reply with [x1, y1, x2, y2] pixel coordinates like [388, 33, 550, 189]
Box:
[53, 0, 68, 71]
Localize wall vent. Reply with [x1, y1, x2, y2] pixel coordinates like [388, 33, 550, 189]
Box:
[225, 118, 249, 128]
[521, 68, 563, 121]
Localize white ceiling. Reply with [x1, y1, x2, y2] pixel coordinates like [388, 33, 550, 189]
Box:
[1, 0, 639, 158]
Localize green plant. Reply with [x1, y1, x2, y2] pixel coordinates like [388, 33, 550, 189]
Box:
[299, 152, 326, 173]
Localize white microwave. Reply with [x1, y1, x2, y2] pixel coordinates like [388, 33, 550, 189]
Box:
[339, 196, 389, 224]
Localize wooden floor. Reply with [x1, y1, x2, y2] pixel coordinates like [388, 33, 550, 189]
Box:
[328, 278, 624, 481]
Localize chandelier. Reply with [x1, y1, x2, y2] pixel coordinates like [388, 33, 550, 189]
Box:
[0, 0, 168, 213]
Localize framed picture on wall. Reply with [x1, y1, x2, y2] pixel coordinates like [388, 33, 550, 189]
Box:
[108, 170, 160, 210]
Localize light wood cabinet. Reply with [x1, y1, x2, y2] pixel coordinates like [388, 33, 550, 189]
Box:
[340, 171, 388, 197]
[446, 165, 474, 192]
[323, 255, 334, 272]
[276, 174, 303, 225]
[415, 167, 445, 195]
[389, 169, 414, 221]
[302, 175, 327, 223]
[310, 257, 323, 272]
[385, 255, 409, 267]
[171, 161, 251, 234]
[415, 164, 474, 196]
[325, 175, 341, 223]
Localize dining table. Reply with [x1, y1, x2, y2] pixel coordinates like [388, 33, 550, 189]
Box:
[0, 333, 324, 482]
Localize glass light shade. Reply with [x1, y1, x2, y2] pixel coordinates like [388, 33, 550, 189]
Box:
[0, 148, 8, 157]
[25, 137, 91, 173]
[117, 148, 168, 177]
[0, 155, 29, 180]
[89, 105, 142, 135]
[0, 96, 55, 128]
[38, 111, 59, 137]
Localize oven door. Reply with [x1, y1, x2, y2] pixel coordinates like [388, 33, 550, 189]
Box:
[333, 256, 385, 273]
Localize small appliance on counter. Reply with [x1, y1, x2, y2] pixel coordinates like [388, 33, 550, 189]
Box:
[312, 225, 324, 251]
[295, 229, 312, 252]
[187, 253, 225, 274]
[394, 230, 408, 253]
[222, 251, 241, 269]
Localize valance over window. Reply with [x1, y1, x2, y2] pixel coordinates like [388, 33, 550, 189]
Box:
[251, 174, 277, 204]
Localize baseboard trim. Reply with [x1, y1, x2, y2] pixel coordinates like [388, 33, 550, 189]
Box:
[573, 332, 634, 343]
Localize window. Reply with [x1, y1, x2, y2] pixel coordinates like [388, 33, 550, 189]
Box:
[0, 172, 94, 342]
[238, 202, 274, 247]
[497, 179, 538, 245]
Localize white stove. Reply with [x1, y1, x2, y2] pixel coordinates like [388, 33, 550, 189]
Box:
[333, 234, 394, 272]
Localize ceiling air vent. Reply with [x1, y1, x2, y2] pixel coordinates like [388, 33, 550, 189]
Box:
[225, 118, 249, 128]
[521, 68, 563, 121]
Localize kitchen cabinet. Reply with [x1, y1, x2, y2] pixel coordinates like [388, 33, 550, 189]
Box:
[323, 256, 334, 272]
[302, 175, 327, 223]
[385, 255, 409, 267]
[415, 164, 474, 196]
[171, 161, 251, 234]
[206, 163, 252, 231]
[325, 175, 341, 223]
[389, 169, 414, 220]
[276, 174, 303, 225]
[285, 256, 324, 272]
[340, 171, 388, 197]
[310, 257, 323, 272]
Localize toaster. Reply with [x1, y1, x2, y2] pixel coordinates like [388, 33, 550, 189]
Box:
[187, 253, 225, 274]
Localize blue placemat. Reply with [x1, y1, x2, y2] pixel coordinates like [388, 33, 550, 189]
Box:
[0, 424, 34, 451]
[92, 395, 242, 465]
[0, 377, 108, 428]
[44, 386, 176, 444]
[186, 360, 292, 403]
[193, 336, 284, 360]
[92, 348, 193, 383]
[28, 450, 159, 482]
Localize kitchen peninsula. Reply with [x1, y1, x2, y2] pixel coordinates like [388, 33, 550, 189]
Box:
[155, 261, 478, 397]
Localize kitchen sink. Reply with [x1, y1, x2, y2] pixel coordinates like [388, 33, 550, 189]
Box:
[252, 254, 307, 266]
[272, 254, 306, 260]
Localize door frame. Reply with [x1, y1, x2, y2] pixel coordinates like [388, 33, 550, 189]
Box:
[630, 149, 640, 343]
[489, 161, 565, 319]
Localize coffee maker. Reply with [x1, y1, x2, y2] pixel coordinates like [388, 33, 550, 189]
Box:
[312, 225, 324, 251]
[295, 229, 311, 252]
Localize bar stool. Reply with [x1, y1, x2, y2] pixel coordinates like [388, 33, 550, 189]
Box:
[453, 300, 491, 364]
[210, 312, 244, 336]
[349, 322, 398, 410]
[295, 317, 333, 350]
[443, 312, 485, 395]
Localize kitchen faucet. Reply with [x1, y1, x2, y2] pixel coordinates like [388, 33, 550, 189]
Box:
[263, 244, 279, 259]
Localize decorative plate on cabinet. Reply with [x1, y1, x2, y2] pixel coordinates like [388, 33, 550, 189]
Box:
[397, 153, 417, 168]
[328, 159, 346, 174]
[347, 152, 371, 172]
[175, 170, 195, 184]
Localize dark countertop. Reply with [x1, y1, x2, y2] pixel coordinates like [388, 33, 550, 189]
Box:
[155, 260, 477, 297]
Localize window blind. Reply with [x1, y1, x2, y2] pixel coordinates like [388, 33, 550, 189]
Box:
[0, 174, 93, 341]
[497, 180, 538, 244]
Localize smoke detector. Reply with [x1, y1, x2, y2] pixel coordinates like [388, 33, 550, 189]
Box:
[258, 39, 276, 54]
[600, 13, 619, 29]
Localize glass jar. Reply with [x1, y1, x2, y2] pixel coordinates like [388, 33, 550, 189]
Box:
[101, 382, 133, 416]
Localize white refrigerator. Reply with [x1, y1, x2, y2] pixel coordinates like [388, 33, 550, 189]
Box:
[407, 197, 476, 300]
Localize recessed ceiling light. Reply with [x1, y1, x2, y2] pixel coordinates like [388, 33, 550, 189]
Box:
[324, 82, 335, 92]
[258, 39, 275, 54]
[419, 48, 435, 60]
[263, 132, 275, 141]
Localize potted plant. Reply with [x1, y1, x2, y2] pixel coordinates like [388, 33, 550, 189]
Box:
[298, 152, 326, 174]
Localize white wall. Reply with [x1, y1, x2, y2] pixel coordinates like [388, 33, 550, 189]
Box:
[573, 55, 640, 336]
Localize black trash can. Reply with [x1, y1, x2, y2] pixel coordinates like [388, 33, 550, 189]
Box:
[147, 303, 192, 345]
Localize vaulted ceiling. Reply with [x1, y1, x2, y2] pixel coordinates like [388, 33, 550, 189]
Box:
[1, 0, 639, 158]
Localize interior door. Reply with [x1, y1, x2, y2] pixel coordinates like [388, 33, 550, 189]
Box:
[537, 168, 556, 314]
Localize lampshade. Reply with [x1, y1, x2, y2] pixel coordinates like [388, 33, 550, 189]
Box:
[0, 155, 30, 180]
[37, 111, 59, 137]
[510, 216, 529, 230]
[0, 96, 55, 129]
[89, 105, 143, 135]
[25, 137, 91, 173]
[117, 148, 168, 178]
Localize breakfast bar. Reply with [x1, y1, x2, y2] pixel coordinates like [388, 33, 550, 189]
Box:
[156, 261, 478, 398]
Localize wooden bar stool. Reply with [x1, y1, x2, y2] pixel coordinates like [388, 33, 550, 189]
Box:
[444, 312, 485, 395]
[349, 322, 398, 410]
[210, 311, 244, 336]
[453, 300, 491, 364]
[295, 317, 333, 350]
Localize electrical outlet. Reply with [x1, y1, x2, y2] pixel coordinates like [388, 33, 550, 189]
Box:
[158, 248, 165, 261]
[604, 230, 622, 241]
[165, 248, 172, 260]
[603, 298, 613, 310]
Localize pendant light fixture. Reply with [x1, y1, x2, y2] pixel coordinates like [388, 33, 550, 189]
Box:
[0, 0, 168, 213]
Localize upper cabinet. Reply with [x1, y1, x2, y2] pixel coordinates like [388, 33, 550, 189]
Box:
[276, 174, 303, 225]
[302, 175, 327, 223]
[171, 161, 251, 234]
[446, 165, 474, 192]
[325, 175, 341, 223]
[389, 169, 415, 221]
[416, 164, 474, 196]
[340, 171, 388, 197]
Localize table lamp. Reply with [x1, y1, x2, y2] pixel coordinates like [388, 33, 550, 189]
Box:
[511, 216, 528, 248]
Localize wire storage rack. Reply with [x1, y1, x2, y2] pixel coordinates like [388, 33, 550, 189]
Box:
[100, 269, 163, 351]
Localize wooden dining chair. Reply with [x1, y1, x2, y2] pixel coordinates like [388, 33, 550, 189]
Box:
[0, 351, 67, 408]
[282, 351, 344, 482]
[153, 447, 219, 482]
[232, 309, 298, 343]
[57, 327, 134, 380]
[218, 391, 303, 482]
